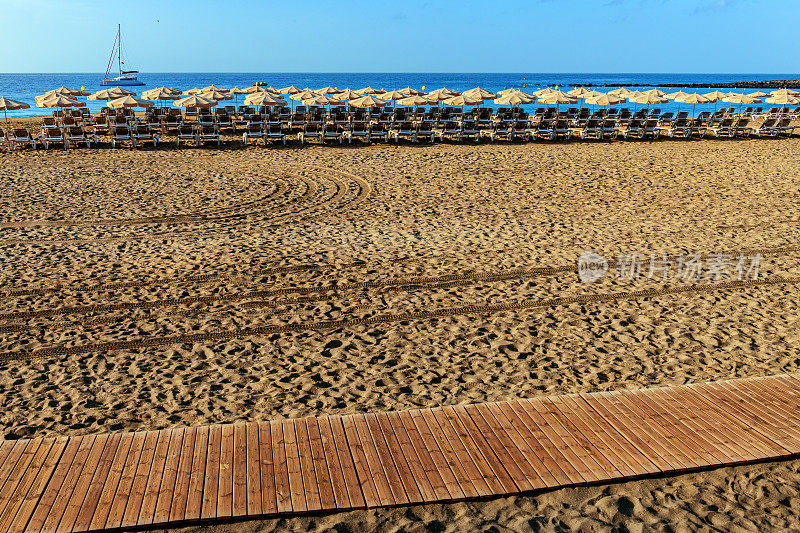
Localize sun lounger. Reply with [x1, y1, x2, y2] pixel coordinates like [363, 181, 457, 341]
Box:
[390, 121, 416, 143]
[775, 117, 794, 136]
[266, 123, 286, 145]
[710, 118, 735, 137]
[299, 124, 322, 145]
[321, 124, 343, 144]
[662, 117, 692, 138]
[41, 126, 66, 149]
[751, 117, 779, 137]
[198, 124, 220, 145]
[689, 118, 707, 137]
[110, 125, 135, 148]
[600, 119, 619, 140]
[643, 119, 661, 139]
[484, 121, 512, 141]
[243, 122, 265, 145]
[460, 120, 480, 141]
[0, 128, 7, 150]
[732, 118, 752, 137]
[572, 118, 601, 140]
[133, 124, 159, 147]
[415, 121, 436, 142]
[436, 121, 463, 141]
[8, 128, 38, 150]
[176, 124, 198, 146]
[64, 126, 95, 148]
[620, 118, 645, 139]
[369, 123, 389, 143]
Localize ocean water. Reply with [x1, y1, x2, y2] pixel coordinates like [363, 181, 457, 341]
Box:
[0, 73, 794, 118]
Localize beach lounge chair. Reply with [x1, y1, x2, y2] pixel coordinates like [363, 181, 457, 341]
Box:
[601, 119, 619, 140]
[0, 129, 7, 150]
[620, 118, 646, 139]
[689, 118, 708, 138]
[390, 121, 416, 143]
[662, 117, 692, 138]
[64, 126, 95, 149]
[145, 113, 161, 132]
[345, 122, 369, 144]
[573, 118, 601, 140]
[369, 123, 389, 143]
[416, 121, 436, 142]
[162, 114, 181, 132]
[643, 119, 661, 139]
[484, 121, 510, 141]
[8, 128, 38, 150]
[535, 119, 555, 140]
[133, 124, 159, 147]
[322, 124, 343, 144]
[553, 119, 572, 140]
[216, 112, 236, 132]
[461, 120, 480, 141]
[41, 126, 66, 149]
[509, 120, 531, 141]
[176, 124, 198, 146]
[110, 125, 135, 148]
[436, 120, 462, 141]
[266, 123, 286, 145]
[752, 117, 779, 137]
[299, 124, 322, 145]
[243, 122, 265, 145]
[710, 118, 735, 137]
[732, 118, 752, 137]
[198, 124, 220, 145]
[42, 117, 57, 128]
[778, 117, 795, 136]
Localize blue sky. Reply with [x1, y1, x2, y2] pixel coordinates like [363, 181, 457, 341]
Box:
[1, 0, 796, 73]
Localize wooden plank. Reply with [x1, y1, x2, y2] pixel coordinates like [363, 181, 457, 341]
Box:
[183, 425, 208, 521]
[364, 413, 410, 505]
[328, 416, 368, 509]
[481, 402, 550, 489]
[0, 443, 17, 487]
[305, 418, 336, 510]
[72, 433, 122, 532]
[425, 408, 488, 497]
[610, 392, 701, 470]
[468, 403, 540, 491]
[396, 410, 455, 501]
[0, 439, 43, 522]
[270, 420, 292, 513]
[244, 422, 262, 516]
[383, 411, 438, 502]
[87, 432, 134, 532]
[0, 438, 53, 533]
[723, 379, 800, 445]
[39, 435, 95, 533]
[153, 428, 184, 525]
[24, 437, 82, 533]
[137, 429, 172, 526]
[511, 400, 587, 484]
[555, 395, 645, 478]
[58, 434, 110, 532]
[5, 437, 68, 533]
[760, 376, 800, 423]
[293, 419, 320, 512]
[232, 424, 247, 518]
[201, 425, 222, 520]
[687, 383, 791, 456]
[166, 427, 194, 524]
[349, 415, 394, 507]
[494, 401, 571, 486]
[665, 386, 766, 462]
[283, 419, 307, 513]
[635, 388, 737, 466]
[374, 412, 424, 503]
[529, 399, 605, 482]
[120, 430, 159, 529]
[316, 416, 351, 509]
[0, 441, 28, 514]
[578, 393, 673, 473]
[257, 422, 276, 515]
[217, 424, 234, 518]
[340, 415, 381, 507]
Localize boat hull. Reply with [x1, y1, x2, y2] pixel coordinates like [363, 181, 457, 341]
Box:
[100, 78, 145, 87]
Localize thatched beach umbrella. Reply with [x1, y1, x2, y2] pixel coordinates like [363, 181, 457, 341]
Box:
[463, 87, 497, 100]
[36, 95, 86, 116]
[585, 94, 626, 106]
[396, 95, 437, 109]
[770, 88, 800, 97]
[675, 93, 711, 116]
[722, 93, 762, 114]
[108, 95, 154, 109]
[356, 86, 386, 95]
[747, 91, 768, 98]
[493, 93, 534, 107]
[88, 88, 131, 101]
[199, 90, 233, 101]
[664, 91, 690, 100]
[279, 85, 302, 95]
[0, 97, 30, 124]
[141, 88, 180, 108]
[244, 92, 286, 107]
[606, 87, 634, 98]
[629, 92, 668, 112]
[174, 95, 218, 118]
[398, 87, 425, 96]
[765, 94, 800, 114]
[537, 91, 576, 113]
[349, 94, 390, 116]
[316, 86, 339, 95]
[380, 90, 406, 103]
[443, 94, 482, 111]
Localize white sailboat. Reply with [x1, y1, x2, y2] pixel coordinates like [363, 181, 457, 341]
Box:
[100, 24, 145, 87]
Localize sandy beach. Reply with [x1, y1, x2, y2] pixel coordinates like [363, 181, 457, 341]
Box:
[1, 125, 799, 531]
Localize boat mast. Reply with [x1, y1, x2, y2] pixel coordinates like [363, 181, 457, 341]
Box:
[118, 24, 121, 75]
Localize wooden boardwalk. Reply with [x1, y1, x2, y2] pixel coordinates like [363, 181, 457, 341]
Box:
[1, 374, 800, 532]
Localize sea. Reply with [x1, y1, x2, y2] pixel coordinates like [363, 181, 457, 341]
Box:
[0, 73, 794, 118]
